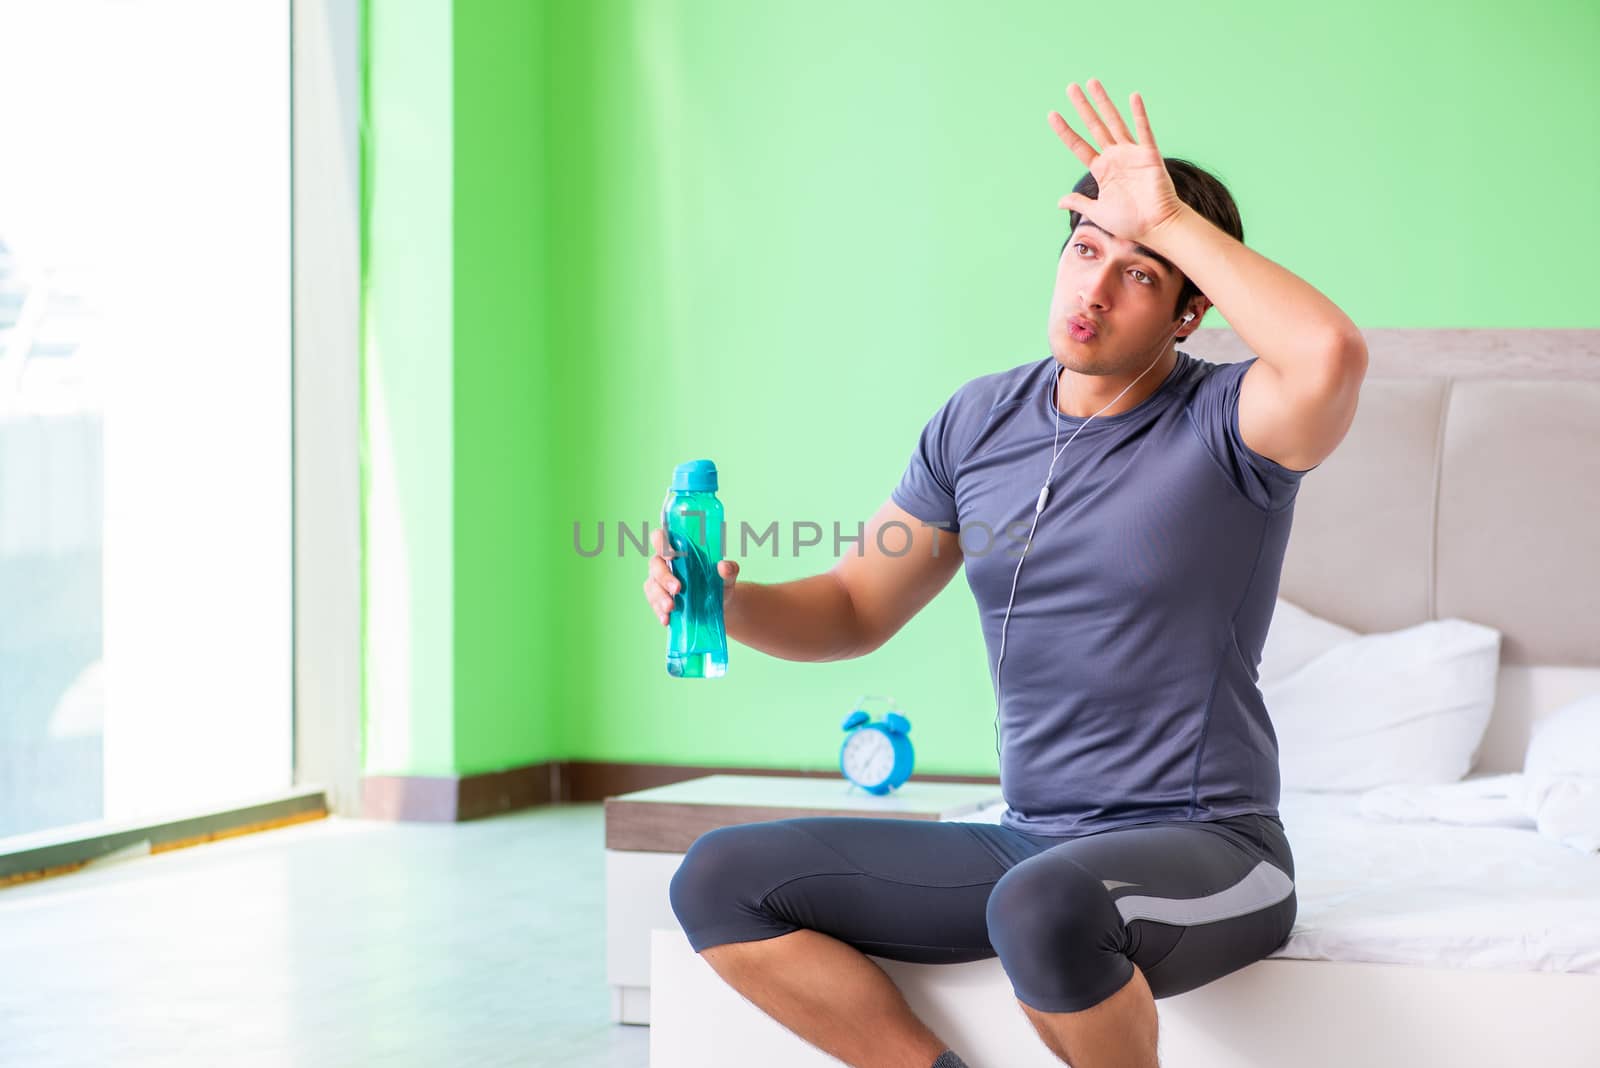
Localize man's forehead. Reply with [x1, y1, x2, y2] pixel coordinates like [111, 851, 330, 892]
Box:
[1075, 219, 1176, 274]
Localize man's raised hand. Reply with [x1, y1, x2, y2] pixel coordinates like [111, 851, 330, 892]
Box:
[1048, 79, 1185, 245]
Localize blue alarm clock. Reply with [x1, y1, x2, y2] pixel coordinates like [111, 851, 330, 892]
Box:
[839, 695, 914, 795]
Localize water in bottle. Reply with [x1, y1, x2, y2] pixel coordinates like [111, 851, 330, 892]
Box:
[662, 459, 728, 678]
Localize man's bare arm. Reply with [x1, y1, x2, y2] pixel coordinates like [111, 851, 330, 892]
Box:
[721, 571, 868, 663]
[649, 499, 963, 663]
[730, 499, 963, 661]
[1049, 78, 1367, 471]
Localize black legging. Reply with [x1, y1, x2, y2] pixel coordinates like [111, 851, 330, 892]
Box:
[668, 809, 1296, 1013]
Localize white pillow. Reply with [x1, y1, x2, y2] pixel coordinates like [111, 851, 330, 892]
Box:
[1261, 599, 1502, 792]
[1523, 693, 1600, 779]
[1258, 597, 1359, 687]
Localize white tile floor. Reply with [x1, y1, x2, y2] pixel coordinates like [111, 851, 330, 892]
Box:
[0, 802, 648, 1067]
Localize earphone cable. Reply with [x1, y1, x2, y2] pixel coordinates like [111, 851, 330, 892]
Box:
[991, 312, 1195, 766]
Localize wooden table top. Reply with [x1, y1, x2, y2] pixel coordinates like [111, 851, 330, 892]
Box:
[604, 774, 1004, 852]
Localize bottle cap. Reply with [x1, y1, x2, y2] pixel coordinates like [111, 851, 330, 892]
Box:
[672, 459, 718, 492]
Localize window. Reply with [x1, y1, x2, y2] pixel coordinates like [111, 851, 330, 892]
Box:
[0, 1, 292, 845]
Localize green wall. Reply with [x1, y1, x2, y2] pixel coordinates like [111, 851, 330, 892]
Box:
[452, 2, 560, 774]
[363, 0, 567, 777]
[362, 0, 1600, 781]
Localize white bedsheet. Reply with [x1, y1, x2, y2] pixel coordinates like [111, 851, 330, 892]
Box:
[1357, 772, 1600, 854]
[952, 790, 1600, 975]
[1272, 787, 1600, 974]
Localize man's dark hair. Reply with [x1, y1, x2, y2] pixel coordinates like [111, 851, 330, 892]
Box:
[1059, 157, 1243, 320]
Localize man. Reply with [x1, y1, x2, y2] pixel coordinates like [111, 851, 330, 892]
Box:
[645, 78, 1366, 1068]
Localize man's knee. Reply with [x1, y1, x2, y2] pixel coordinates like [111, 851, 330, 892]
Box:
[668, 825, 747, 934]
[985, 857, 1133, 1013]
[986, 857, 1125, 953]
[669, 823, 802, 953]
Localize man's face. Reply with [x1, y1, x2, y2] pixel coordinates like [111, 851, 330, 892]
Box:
[1048, 218, 1203, 375]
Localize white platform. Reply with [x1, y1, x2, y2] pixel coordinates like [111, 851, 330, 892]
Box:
[649, 926, 1600, 1068]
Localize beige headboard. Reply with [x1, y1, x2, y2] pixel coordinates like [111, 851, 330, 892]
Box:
[1199, 329, 1600, 775]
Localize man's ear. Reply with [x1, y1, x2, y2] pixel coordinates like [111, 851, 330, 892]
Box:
[1179, 298, 1212, 336]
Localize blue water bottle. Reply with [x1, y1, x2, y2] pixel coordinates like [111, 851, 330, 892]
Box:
[662, 459, 728, 678]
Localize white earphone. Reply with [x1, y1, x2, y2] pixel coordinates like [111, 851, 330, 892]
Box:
[990, 308, 1196, 763]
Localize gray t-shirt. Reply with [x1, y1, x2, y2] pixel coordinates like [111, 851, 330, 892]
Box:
[893, 350, 1314, 837]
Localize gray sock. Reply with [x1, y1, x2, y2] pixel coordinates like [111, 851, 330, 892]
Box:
[931, 1051, 969, 1068]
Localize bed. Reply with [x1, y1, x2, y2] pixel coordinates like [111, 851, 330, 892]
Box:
[650, 330, 1600, 1067]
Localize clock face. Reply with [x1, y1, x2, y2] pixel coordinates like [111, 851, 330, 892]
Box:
[842, 729, 896, 785]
